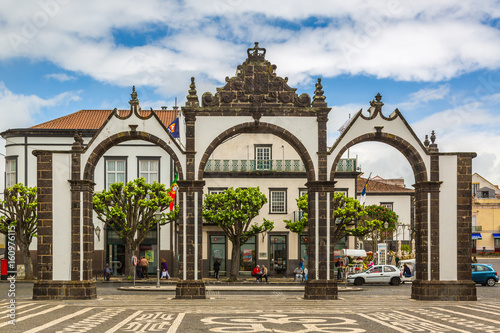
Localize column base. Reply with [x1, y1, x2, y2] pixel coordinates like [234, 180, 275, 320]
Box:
[175, 280, 206, 299]
[304, 279, 338, 300]
[33, 280, 96, 300]
[411, 280, 476, 301]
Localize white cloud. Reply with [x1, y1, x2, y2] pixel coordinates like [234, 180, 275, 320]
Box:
[1, 1, 500, 97]
[0, 82, 81, 131]
[45, 73, 76, 82]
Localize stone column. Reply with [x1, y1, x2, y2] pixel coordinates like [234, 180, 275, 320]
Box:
[411, 154, 476, 301]
[304, 181, 338, 300]
[175, 180, 206, 299]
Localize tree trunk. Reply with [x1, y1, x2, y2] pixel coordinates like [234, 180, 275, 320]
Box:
[229, 238, 240, 282]
[124, 239, 137, 279]
[18, 240, 33, 280]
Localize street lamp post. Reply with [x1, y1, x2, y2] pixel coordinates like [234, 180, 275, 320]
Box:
[155, 213, 161, 288]
[384, 222, 389, 264]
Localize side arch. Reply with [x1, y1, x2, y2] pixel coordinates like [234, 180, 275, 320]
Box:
[83, 131, 184, 181]
[197, 122, 316, 181]
[330, 132, 428, 183]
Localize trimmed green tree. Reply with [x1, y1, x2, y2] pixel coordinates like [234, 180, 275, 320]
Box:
[93, 178, 178, 277]
[202, 187, 274, 282]
[0, 184, 38, 280]
[358, 204, 399, 252]
[285, 192, 385, 246]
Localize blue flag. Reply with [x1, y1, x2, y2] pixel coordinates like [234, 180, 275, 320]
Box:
[360, 174, 371, 206]
[168, 118, 179, 138]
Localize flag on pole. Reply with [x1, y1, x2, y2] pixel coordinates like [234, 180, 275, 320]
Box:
[168, 172, 178, 210]
[168, 118, 180, 138]
[337, 115, 351, 132]
[359, 173, 372, 206]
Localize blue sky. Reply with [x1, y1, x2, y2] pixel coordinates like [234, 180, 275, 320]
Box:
[1, 0, 500, 187]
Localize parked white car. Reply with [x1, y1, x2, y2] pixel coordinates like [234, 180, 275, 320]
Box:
[347, 265, 402, 286]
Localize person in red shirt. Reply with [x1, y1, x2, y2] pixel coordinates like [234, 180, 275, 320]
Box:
[251, 265, 262, 282]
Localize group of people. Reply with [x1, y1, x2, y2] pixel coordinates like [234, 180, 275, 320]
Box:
[133, 256, 170, 279]
[251, 264, 269, 283]
[293, 258, 308, 282]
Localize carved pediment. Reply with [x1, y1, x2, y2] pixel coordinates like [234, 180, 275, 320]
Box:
[202, 42, 313, 108]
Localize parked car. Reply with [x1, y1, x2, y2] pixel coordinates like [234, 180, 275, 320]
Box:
[347, 265, 402, 286]
[472, 263, 498, 287]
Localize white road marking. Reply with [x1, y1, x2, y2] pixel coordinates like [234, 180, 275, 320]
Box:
[23, 307, 94, 333]
[434, 307, 500, 325]
[0, 304, 66, 328]
[105, 310, 142, 333]
[0, 302, 38, 314]
[167, 313, 185, 333]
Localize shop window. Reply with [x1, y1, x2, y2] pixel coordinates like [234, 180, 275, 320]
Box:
[240, 236, 256, 272]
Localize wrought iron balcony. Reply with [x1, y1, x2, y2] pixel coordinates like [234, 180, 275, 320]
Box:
[204, 158, 357, 173]
[472, 226, 482, 232]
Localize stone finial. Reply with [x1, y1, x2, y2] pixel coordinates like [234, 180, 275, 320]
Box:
[130, 86, 138, 101]
[428, 130, 439, 152]
[424, 135, 430, 147]
[369, 93, 384, 112]
[72, 131, 84, 151]
[312, 78, 326, 105]
[186, 77, 199, 106]
[129, 86, 140, 112]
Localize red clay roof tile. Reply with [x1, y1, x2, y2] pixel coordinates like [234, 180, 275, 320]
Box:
[30, 109, 177, 130]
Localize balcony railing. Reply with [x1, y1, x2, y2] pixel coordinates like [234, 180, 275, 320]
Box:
[472, 226, 482, 232]
[204, 158, 357, 173]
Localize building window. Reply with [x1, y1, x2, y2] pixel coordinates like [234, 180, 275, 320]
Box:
[472, 183, 480, 196]
[105, 158, 127, 189]
[255, 144, 272, 170]
[5, 157, 17, 187]
[208, 188, 227, 195]
[270, 188, 287, 213]
[335, 189, 349, 197]
[138, 158, 159, 184]
[380, 202, 393, 210]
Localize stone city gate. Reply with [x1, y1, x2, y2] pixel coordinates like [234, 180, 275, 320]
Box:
[32, 43, 476, 301]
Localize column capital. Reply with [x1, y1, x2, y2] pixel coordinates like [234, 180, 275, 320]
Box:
[68, 179, 95, 192]
[413, 181, 442, 193]
[178, 180, 205, 192]
[305, 180, 336, 192]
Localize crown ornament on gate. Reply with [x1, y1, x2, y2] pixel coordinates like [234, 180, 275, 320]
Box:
[247, 42, 266, 62]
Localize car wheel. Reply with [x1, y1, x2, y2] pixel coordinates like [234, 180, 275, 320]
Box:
[390, 277, 401, 286]
[354, 277, 364, 286]
[486, 278, 496, 287]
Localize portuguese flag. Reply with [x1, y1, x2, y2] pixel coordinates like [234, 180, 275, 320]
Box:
[168, 172, 178, 211]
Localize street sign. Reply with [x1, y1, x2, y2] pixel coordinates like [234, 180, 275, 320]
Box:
[132, 255, 138, 267]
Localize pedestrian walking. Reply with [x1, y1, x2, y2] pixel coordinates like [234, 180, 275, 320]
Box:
[140, 256, 149, 279]
[160, 258, 170, 279]
[213, 258, 221, 280]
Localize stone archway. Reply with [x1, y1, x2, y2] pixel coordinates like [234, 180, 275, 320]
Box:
[33, 106, 186, 300]
[198, 122, 316, 182]
[328, 95, 477, 301]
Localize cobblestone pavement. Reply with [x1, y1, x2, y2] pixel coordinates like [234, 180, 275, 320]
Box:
[2, 285, 500, 332]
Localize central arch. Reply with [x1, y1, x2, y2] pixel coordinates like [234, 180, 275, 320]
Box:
[198, 122, 316, 181]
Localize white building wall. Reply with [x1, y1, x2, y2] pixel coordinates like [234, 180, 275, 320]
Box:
[52, 153, 72, 281]
[439, 155, 458, 280]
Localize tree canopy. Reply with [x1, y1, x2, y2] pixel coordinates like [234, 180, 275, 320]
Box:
[93, 178, 178, 277]
[358, 204, 399, 251]
[203, 187, 273, 281]
[0, 184, 38, 279]
[284, 192, 392, 247]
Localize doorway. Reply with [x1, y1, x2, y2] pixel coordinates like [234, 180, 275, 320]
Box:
[269, 234, 287, 275]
